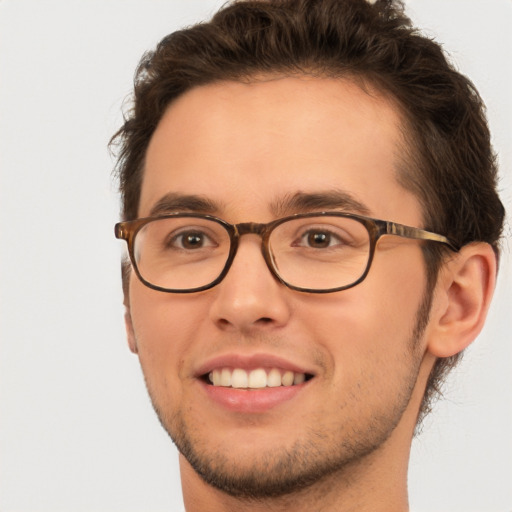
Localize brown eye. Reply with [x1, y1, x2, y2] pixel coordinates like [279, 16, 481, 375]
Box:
[166, 229, 216, 251]
[307, 231, 331, 248]
[181, 232, 205, 249]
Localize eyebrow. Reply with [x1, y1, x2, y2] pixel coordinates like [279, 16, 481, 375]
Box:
[148, 189, 372, 219]
[270, 190, 372, 217]
[149, 193, 223, 216]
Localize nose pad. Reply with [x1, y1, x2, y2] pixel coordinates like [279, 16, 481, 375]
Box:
[208, 235, 291, 331]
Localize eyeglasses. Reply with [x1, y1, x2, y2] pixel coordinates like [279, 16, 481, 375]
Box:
[114, 212, 458, 294]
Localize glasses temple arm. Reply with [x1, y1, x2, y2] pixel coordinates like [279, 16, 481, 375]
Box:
[386, 222, 459, 251]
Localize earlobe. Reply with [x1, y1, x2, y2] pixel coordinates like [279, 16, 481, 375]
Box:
[427, 242, 497, 358]
[123, 271, 138, 354]
[124, 304, 138, 354]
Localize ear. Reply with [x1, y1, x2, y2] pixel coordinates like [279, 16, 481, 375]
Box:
[122, 260, 138, 354]
[426, 242, 497, 358]
[124, 296, 138, 354]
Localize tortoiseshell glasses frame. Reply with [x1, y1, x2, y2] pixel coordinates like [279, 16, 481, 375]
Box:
[115, 211, 459, 294]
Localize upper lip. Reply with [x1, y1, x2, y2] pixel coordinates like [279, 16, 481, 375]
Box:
[194, 353, 316, 378]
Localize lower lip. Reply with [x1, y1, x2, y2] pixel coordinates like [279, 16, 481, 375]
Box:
[199, 380, 308, 413]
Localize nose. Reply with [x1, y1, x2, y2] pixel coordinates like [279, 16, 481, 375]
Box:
[208, 235, 292, 332]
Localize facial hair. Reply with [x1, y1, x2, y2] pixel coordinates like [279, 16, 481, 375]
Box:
[144, 290, 432, 500]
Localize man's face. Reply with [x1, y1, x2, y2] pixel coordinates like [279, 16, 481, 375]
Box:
[127, 77, 435, 497]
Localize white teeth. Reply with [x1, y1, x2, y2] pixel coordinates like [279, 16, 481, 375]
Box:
[248, 368, 267, 388]
[208, 367, 308, 389]
[220, 368, 232, 387]
[281, 370, 294, 386]
[211, 369, 221, 386]
[267, 368, 282, 387]
[231, 368, 248, 388]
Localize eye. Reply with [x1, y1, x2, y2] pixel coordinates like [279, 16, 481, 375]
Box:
[305, 231, 333, 248]
[297, 229, 345, 249]
[170, 230, 217, 250]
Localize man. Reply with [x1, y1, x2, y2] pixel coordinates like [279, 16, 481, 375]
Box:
[112, 0, 505, 510]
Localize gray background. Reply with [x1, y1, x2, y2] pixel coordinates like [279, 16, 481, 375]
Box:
[1, 1, 510, 511]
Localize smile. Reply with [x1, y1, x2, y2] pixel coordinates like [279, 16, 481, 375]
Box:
[197, 356, 315, 412]
[208, 367, 309, 389]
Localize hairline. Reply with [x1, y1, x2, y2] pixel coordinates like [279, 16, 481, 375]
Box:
[133, 70, 437, 227]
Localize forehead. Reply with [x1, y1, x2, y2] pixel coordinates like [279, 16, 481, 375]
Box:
[140, 76, 421, 225]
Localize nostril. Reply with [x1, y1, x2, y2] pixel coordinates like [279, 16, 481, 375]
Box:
[216, 318, 231, 329]
[215, 316, 275, 331]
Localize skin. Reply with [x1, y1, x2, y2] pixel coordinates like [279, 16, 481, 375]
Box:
[124, 76, 496, 511]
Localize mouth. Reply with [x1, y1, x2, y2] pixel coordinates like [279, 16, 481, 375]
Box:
[196, 355, 315, 412]
[203, 367, 314, 389]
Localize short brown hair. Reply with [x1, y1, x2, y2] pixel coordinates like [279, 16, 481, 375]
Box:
[111, 0, 505, 421]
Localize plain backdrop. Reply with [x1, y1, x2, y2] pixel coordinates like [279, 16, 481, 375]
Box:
[0, 1, 510, 511]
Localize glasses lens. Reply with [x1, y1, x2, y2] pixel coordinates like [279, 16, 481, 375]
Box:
[269, 215, 371, 290]
[133, 217, 231, 290]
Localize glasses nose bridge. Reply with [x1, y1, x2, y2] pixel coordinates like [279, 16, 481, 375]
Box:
[234, 221, 269, 238]
[230, 221, 277, 275]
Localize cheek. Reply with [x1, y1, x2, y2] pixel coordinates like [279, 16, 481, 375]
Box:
[295, 247, 427, 378]
[128, 279, 209, 387]
[302, 278, 423, 347]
